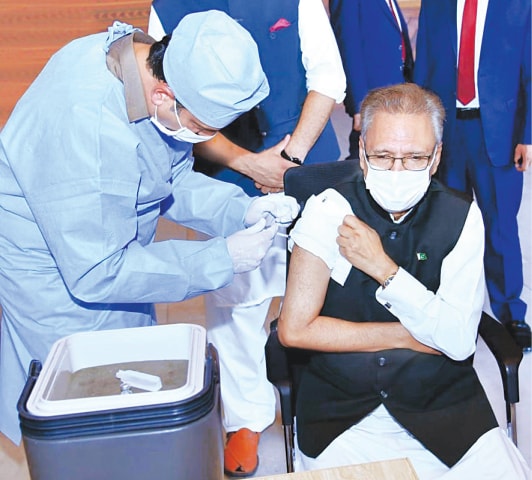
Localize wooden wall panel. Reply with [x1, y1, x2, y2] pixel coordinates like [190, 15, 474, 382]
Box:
[0, 1, 151, 126]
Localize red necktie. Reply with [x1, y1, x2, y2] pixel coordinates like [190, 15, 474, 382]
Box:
[457, 0, 478, 104]
[388, 0, 406, 62]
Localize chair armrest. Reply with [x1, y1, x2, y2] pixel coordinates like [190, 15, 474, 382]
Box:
[478, 312, 523, 404]
[265, 320, 291, 384]
[265, 319, 313, 427]
[265, 319, 294, 426]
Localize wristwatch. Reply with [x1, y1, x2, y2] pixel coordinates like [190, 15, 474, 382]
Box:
[280, 149, 302, 165]
[382, 270, 398, 289]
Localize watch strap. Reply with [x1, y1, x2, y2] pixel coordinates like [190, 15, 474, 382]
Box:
[382, 269, 398, 289]
[280, 149, 302, 165]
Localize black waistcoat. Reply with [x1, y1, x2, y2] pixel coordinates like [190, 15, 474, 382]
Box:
[296, 174, 498, 467]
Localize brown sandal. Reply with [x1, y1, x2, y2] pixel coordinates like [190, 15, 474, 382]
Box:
[224, 428, 260, 478]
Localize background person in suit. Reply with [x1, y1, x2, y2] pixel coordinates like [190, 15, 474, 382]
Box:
[329, 0, 413, 159]
[414, 0, 531, 351]
[149, 1, 346, 476]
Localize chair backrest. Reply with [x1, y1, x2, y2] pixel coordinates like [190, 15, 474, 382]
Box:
[283, 160, 359, 209]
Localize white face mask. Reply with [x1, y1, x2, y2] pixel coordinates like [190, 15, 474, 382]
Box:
[364, 162, 433, 214]
[150, 103, 216, 144]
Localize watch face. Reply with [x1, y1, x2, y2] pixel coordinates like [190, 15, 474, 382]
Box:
[383, 273, 396, 288]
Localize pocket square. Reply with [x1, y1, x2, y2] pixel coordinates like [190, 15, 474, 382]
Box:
[269, 18, 291, 33]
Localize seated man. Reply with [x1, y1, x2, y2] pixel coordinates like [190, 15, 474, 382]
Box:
[278, 84, 530, 479]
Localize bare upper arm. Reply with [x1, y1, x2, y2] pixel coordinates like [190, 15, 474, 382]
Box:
[278, 245, 331, 342]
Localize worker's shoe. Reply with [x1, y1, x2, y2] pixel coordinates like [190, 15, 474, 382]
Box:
[506, 321, 532, 352]
[224, 428, 260, 478]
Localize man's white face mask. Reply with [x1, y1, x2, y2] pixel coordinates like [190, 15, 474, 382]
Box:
[364, 149, 437, 214]
[150, 103, 216, 144]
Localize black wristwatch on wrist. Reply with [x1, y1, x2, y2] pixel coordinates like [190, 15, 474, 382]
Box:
[280, 149, 302, 165]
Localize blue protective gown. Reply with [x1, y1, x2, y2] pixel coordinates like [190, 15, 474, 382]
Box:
[0, 25, 251, 443]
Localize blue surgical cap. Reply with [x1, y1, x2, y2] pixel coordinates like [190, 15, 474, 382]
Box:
[163, 10, 270, 129]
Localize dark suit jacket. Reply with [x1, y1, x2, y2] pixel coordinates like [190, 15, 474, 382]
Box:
[329, 0, 413, 117]
[414, 0, 531, 166]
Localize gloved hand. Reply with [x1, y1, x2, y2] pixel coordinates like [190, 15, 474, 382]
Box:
[226, 218, 279, 274]
[244, 192, 300, 227]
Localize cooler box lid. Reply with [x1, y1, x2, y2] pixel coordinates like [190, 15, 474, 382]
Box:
[26, 323, 206, 417]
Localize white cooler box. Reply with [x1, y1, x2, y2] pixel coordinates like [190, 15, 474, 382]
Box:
[17, 323, 222, 480]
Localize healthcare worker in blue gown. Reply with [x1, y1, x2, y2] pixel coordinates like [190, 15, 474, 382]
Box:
[0, 11, 299, 445]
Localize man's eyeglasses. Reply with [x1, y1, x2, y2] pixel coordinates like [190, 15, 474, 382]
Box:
[363, 145, 438, 171]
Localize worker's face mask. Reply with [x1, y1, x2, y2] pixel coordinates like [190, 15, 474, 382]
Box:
[364, 157, 434, 214]
[151, 104, 215, 144]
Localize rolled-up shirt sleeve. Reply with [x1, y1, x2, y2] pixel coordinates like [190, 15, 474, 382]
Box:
[376, 202, 486, 361]
[299, 0, 346, 103]
[289, 188, 353, 285]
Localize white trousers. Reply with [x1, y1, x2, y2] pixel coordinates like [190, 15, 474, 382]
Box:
[203, 232, 287, 433]
[205, 296, 277, 433]
[296, 405, 531, 479]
